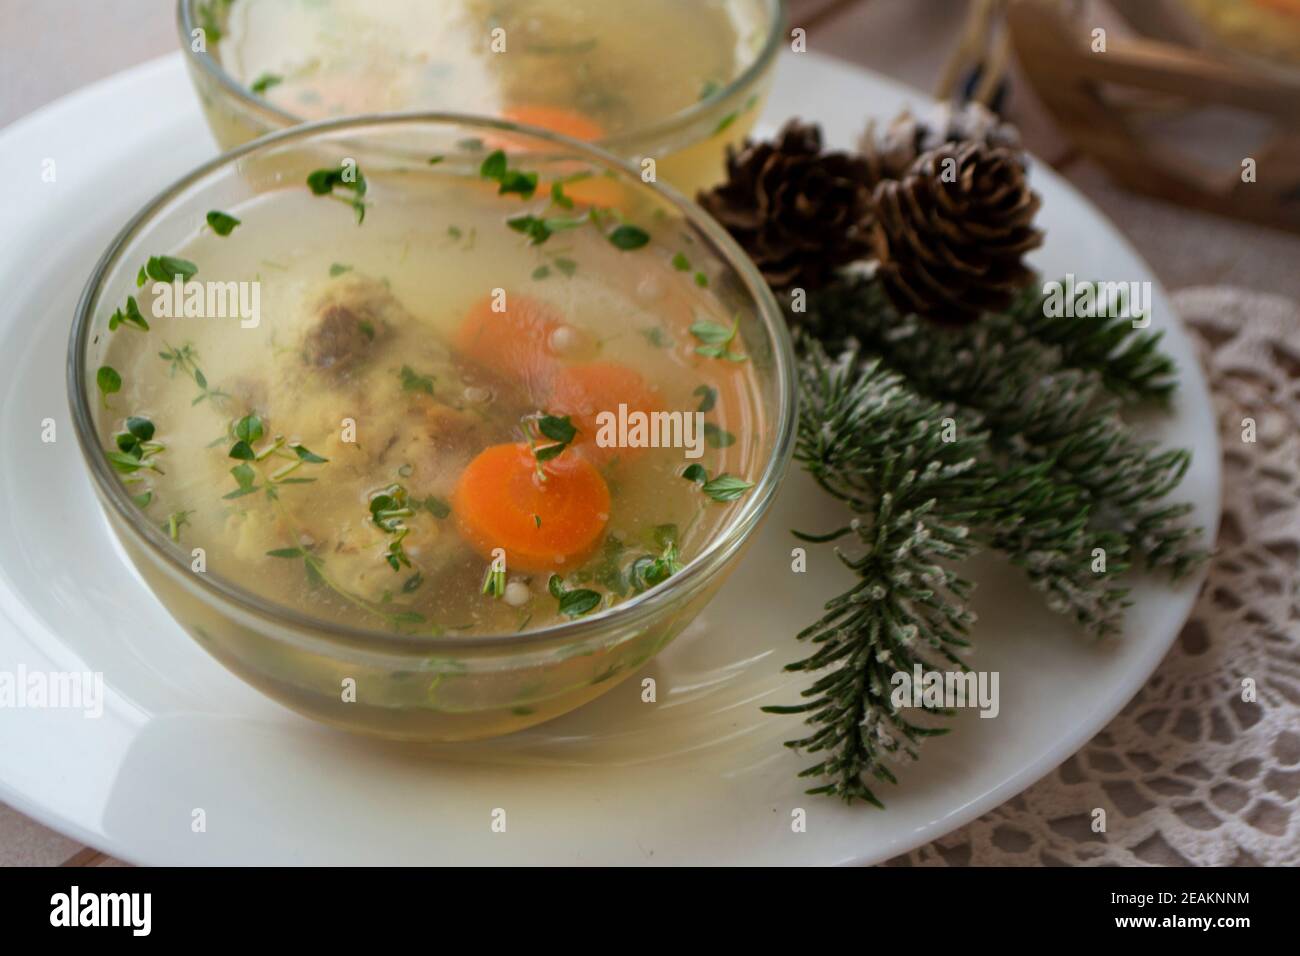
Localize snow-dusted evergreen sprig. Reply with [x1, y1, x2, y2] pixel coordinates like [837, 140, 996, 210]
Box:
[798, 276, 1205, 578]
[1003, 283, 1179, 404]
[763, 344, 983, 805]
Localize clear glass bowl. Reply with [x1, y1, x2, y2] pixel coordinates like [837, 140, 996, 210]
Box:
[177, 0, 786, 197]
[68, 115, 796, 741]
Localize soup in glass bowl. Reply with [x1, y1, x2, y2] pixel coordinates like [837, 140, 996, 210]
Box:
[69, 115, 795, 740]
[178, 0, 786, 196]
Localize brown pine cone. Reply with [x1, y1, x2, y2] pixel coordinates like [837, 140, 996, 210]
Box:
[873, 140, 1043, 325]
[859, 102, 1023, 187]
[698, 120, 884, 291]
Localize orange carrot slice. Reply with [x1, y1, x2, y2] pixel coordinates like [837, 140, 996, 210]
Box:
[453, 443, 610, 573]
[550, 361, 663, 464]
[503, 105, 606, 143]
[454, 294, 564, 398]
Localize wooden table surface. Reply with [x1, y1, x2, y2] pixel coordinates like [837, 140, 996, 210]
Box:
[1, 0, 1293, 867]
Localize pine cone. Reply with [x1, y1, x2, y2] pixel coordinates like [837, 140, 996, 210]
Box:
[698, 120, 883, 291]
[873, 141, 1043, 325]
[859, 102, 1023, 186]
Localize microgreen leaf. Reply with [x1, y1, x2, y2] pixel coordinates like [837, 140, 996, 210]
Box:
[292, 444, 328, 463]
[704, 423, 735, 448]
[96, 366, 122, 399]
[701, 474, 753, 501]
[399, 365, 435, 395]
[145, 255, 198, 283]
[694, 385, 717, 413]
[538, 414, 577, 444]
[250, 73, 282, 95]
[234, 413, 264, 445]
[559, 588, 602, 617]
[682, 463, 707, 483]
[608, 224, 650, 250]
[206, 211, 241, 236]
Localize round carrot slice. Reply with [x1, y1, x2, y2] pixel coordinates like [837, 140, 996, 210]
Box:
[453, 443, 610, 573]
[503, 105, 606, 143]
[550, 361, 663, 464]
[454, 294, 564, 398]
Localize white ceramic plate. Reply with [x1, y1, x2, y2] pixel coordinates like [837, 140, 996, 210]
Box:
[0, 51, 1219, 865]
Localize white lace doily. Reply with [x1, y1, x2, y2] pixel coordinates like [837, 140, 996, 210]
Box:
[892, 286, 1300, 867]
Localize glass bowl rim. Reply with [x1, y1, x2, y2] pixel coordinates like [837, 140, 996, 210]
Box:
[175, 0, 788, 153]
[67, 111, 797, 655]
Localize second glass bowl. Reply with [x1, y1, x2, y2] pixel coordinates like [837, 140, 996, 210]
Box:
[178, 0, 786, 196]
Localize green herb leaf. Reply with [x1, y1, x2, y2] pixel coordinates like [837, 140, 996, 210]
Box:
[694, 384, 717, 413]
[125, 416, 155, 442]
[682, 463, 707, 483]
[250, 73, 282, 95]
[329, 262, 352, 277]
[399, 365, 435, 395]
[145, 255, 199, 283]
[206, 210, 241, 236]
[96, 365, 122, 398]
[689, 320, 735, 345]
[704, 422, 735, 448]
[234, 413, 264, 445]
[558, 588, 601, 617]
[292, 444, 328, 464]
[554, 257, 578, 277]
[479, 150, 508, 181]
[672, 252, 691, 272]
[266, 547, 305, 558]
[701, 473, 753, 501]
[608, 224, 650, 250]
[424, 497, 451, 519]
[538, 414, 577, 444]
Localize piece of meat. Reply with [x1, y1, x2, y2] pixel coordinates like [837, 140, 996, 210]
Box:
[304, 304, 375, 373]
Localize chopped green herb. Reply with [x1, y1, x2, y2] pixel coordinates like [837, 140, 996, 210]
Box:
[550, 181, 574, 209]
[306, 163, 368, 223]
[507, 212, 590, 246]
[399, 365, 435, 395]
[427, 155, 445, 166]
[165, 510, 194, 542]
[548, 574, 602, 617]
[96, 366, 122, 401]
[704, 423, 735, 448]
[482, 561, 507, 599]
[639, 326, 672, 348]
[145, 255, 199, 283]
[369, 483, 415, 572]
[702, 473, 753, 501]
[690, 317, 746, 361]
[672, 252, 691, 272]
[480, 149, 539, 199]
[694, 385, 717, 413]
[608, 224, 650, 250]
[554, 257, 578, 277]
[250, 73, 282, 95]
[423, 496, 451, 519]
[109, 296, 149, 333]
[206, 210, 241, 236]
[682, 463, 707, 484]
[329, 262, 352, 277]
[532, 265, 551, 280]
